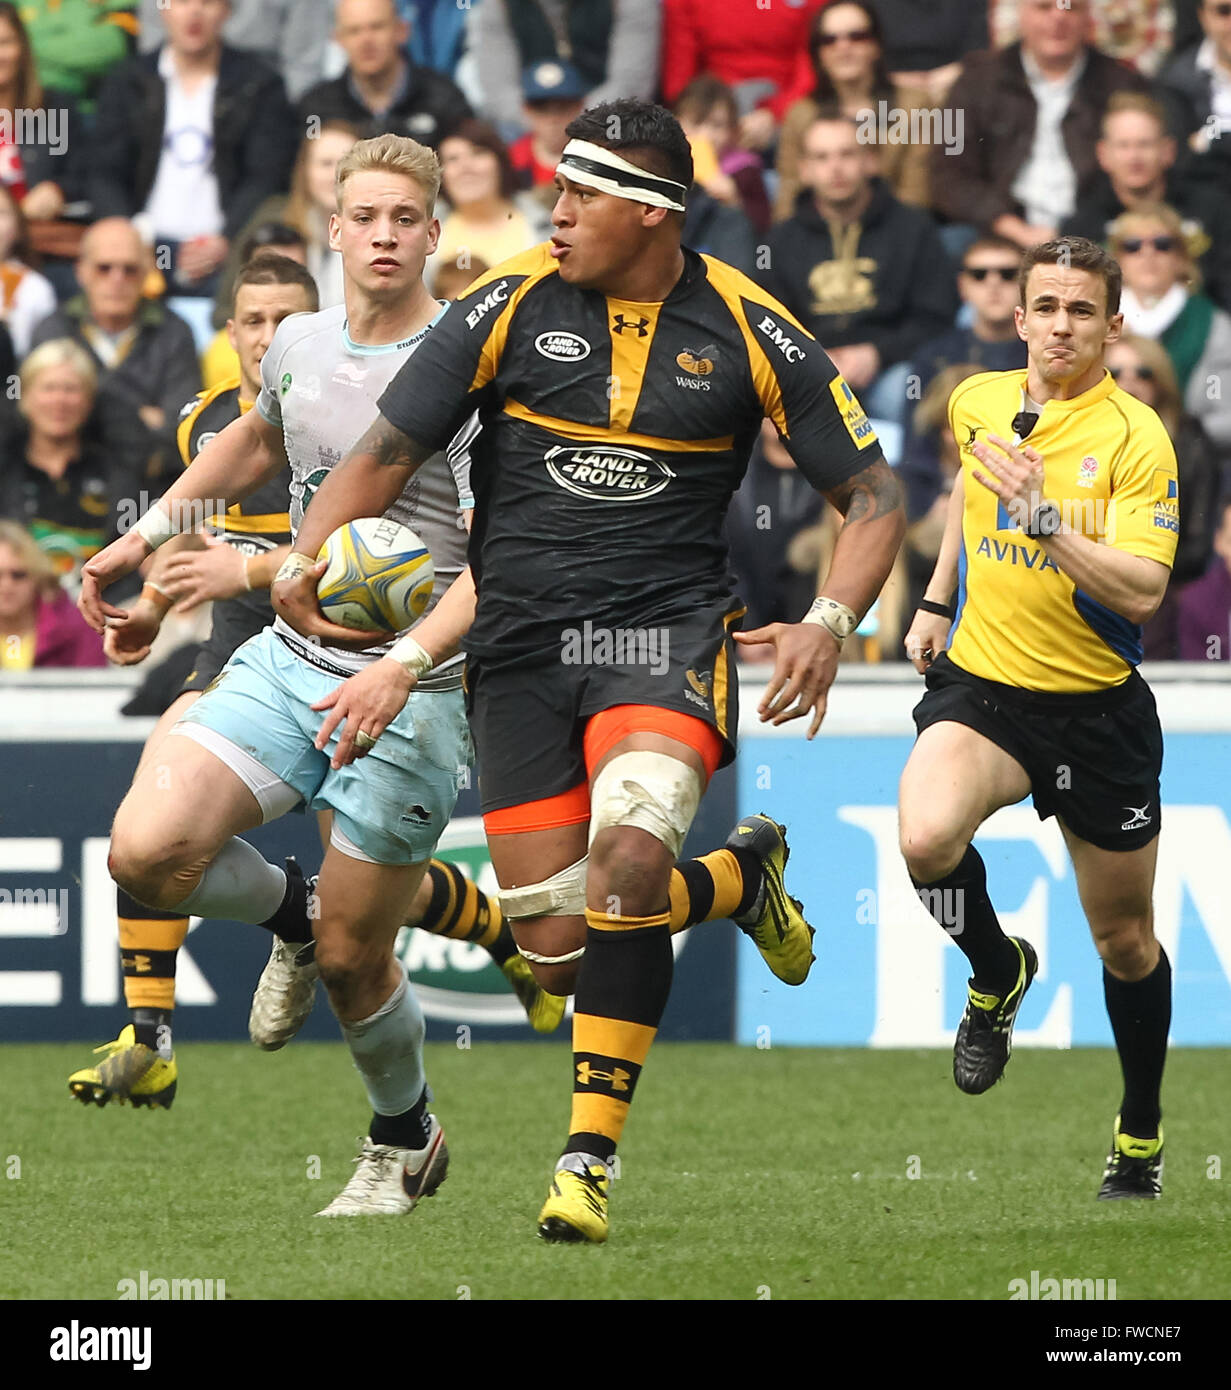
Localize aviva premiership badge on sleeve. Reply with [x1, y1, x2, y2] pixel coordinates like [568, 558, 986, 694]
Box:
[830, 375, 878, 451]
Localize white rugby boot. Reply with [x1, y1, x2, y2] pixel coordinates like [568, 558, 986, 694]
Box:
[315, 1119, 449, 1216]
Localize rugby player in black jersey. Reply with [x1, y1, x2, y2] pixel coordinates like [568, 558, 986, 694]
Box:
[275, 101, 905, 1243]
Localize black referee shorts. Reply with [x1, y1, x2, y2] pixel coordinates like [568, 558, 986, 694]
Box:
[912, 653, 1163, 853]
[464, 600, 744, 815]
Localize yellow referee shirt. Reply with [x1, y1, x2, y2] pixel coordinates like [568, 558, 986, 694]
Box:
[947, 369, 1179, 692]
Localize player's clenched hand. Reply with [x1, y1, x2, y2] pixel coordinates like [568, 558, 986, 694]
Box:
[79, 531, 153, 631]
[312, 657, 415, 769]
[271, 555, 393, 650]
[734, 621, 841, 739]
[161, 539, 248, 612]
[904, 610, 951, 674]
[102, 597, 163, 666]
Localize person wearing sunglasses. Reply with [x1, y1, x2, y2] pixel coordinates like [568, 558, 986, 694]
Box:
[908, 234, 1029, 427]
[1110, 204, 1231, 451]
[774, 1, 933, 221]
[1106, 333, 1223, 657]
[1062, 92, 1231, 315]
[933, 0, 1150, 254]
[0, 519, 104, 669]
[29, 217, 201, 488]
[1159, 0, 1231, 180]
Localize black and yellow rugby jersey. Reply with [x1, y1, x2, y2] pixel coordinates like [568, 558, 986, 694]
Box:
[176, 377, 292, 631]
[377, 244, 882, 661]
[947, 369, 1179, 692]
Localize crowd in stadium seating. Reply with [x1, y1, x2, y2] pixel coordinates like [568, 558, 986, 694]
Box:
[1, 0, 1229, 671]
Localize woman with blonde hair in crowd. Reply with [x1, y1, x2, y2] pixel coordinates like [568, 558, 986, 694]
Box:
[0, 518, 104, 669]
[1106, 332, 1222, 656]
[1109, 203, 1231, 451]
[0, 338, 138, 585]
[775, 0, 932, 221]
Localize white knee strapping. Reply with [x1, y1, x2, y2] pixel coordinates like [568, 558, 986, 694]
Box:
[498, 855, 588, 921]
[587, 751, 702, 860]
[518, 943, 587, 965]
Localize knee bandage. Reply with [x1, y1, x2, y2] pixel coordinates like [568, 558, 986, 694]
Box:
[498, 856, 589, 965]
[587, 751, 702, 860]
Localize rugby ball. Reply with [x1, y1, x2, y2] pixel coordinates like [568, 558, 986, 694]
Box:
[316, 516, 434, 632]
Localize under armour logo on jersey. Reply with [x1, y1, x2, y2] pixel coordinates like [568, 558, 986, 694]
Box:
[612, 314, 649, 337]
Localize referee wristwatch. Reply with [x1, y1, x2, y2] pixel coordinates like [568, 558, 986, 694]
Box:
[1024, 499, 1061, 539]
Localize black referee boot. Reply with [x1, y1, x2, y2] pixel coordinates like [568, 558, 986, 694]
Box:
[952, 936, 1037, 1094]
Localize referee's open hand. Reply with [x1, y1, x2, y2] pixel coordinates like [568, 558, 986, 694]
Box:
[734, 621, 840, 739]
[969, 433, 1046, 518]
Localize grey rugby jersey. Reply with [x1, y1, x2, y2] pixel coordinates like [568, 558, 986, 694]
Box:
[256, 303, 474, 687]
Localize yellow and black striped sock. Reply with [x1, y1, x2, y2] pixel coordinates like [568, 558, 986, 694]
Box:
[415, 859, 513, 964]
[567, 906, 672, 1161]
[118, 887, 188, 1050]
[668, 849, 761, 933]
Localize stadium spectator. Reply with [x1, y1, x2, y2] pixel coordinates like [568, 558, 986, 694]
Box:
[21, 0, 136, 113]
[0, 185, 56, 356]
[432, 252, 488, 302]
[907, 236, 1029, 421]
[475, 0, 659, 133]
[726, 416, 826, 641]
[869, 0, 988, 99]
[431, 119, 551, 291]
[0, 4, 85, 218]
[89, 0, 297, 297]
[674, 76, 770, 234]
[1177, 492, 1231, 659]
[396, 0, 473, 82]
[681, 183, 758, 276]
[775, 2, 933, 221]
[298, 0, 472, 148]
[661, 0, 824, 150]
[137, 0, 333, 101]
[1159, 0, 1231, 183]
[0, 518, 105, 667]
[991, 0, 1177, 77]
[30, 218, 201, 482]
[761, 112, 957, 424]
[933, 0, 1150, 252]
[216, 122, 361, 320]
[1062, 92, 1231, 312]
[508, 60, 587, 202]
[0, 339, 140, 585]
[1107, 332, 1222, 656]
[1110, 203, 1231, 451]
[897, 362, 981, 625]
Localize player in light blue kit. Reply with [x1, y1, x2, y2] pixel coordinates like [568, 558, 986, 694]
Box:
[80, 135, 489, 1216]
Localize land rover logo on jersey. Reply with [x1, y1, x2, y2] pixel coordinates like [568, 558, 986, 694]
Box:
[535, 331, 591, 362]
[545, 444, 675, 500]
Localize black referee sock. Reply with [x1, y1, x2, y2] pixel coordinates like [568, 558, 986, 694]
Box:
[911, 845, 1020, 995]
[1104, 948, 1171, 1139]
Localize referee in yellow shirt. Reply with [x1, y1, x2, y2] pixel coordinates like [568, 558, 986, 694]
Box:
[899, 237, 1179, 1200]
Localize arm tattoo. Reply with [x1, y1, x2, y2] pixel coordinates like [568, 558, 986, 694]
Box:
[826, 456, 903, 523]
[353, 416, 434, 472]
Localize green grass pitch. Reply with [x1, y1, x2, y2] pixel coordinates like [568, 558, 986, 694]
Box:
[3, 1043, 1228, 1300]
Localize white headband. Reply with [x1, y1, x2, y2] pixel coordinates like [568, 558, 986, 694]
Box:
[555, 138, 688, 212]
